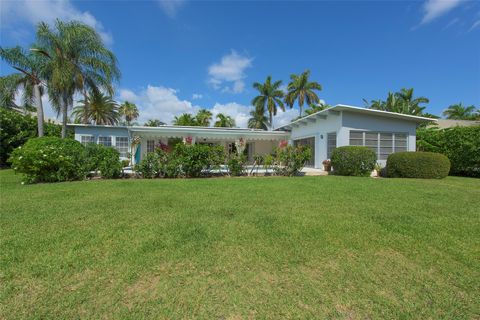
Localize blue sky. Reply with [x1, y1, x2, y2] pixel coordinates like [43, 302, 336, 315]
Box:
[1, 0, 479, 127]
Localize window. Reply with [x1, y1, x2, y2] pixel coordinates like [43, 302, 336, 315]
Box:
[349, 131, 408, 160]
[327, 133, 337, 158]
[98, 136, 112, 147]
[147, 140, 155, 153]
[80, 135, 94, 146]
[115, 137, 129, 158]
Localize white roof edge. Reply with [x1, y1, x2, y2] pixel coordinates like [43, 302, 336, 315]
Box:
[275, 104, 437, 130]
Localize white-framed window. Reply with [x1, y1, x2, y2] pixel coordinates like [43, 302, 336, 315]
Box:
[80, 135, 95, 146]
[98, 136, 112, 147]
[349, 131, 408, 160]
[115, 137, 129, 158]
[147, 140, 155, 153]
[327, 132, 337, 158]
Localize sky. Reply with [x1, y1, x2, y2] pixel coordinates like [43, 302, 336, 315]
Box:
[1, 0, 479, 127]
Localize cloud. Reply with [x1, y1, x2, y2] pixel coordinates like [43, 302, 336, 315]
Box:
[420, 0, 463, 24]
[274, 108, 299, 129]
[469, 20, 480, 31]
[0, 0, 113, 45]
[210, 102, 252, 128]
[208, 51, 253, 94]
[192, 93, 203, 100]
[118, 85, 201, 124]
[157, 0, 185, 18]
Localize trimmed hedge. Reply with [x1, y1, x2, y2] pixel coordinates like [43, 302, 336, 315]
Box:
[331, 146, 376, 177]
[386, 151, 450, 179]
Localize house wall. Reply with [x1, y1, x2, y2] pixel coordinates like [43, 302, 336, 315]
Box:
[74, 126, 130, 159]
[253, 140, 277, 156]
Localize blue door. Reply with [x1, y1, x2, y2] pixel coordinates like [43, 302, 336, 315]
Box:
[135, 144, 141, 164]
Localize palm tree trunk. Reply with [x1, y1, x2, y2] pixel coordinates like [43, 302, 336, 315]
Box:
[269, 112, 273, 131]
[299, 105, 303, 117]
[61, 93, 68, 138]
[83, 88, 89, 124]
[33, 83, 44, 137]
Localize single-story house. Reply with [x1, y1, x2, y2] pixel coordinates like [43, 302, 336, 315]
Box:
[69, 104, 434, 169]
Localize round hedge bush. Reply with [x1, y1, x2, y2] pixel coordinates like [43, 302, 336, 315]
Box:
[330, 146, 377, 177]
[9, 137, 88, 183]
[386, 151, 450, 179]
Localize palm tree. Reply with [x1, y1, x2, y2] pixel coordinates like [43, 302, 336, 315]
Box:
[173, 113, 197, 126]
[285, 70, 322, 117]
[248, 105, 269, 130]
[119, 101, 139, 125]
[72, 91, 119, 125]
[251, 76, 284, 130]
[0, 74, 23, 109]
[0, 46, 46, 136]
[305, 102, 330, 116]
[214, 113, 236, 127]
[195, 109, 212, 126]
[144, 119, 165, 127]
[365, 88, 429, 116]
[442, 103, 478, 120]
[35, 19, 120, 138]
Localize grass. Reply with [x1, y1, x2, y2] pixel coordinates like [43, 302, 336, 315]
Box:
[0, 169, 479, 319]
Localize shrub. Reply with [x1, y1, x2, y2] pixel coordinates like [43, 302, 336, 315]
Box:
[136, 152, 164, 178]
[84, 143, 122, 179]
[168, 144, 225, 178]
[9, 137, 87, 183]
[417, 126, 480, 177]
[386, 151, 450, 179]
[274, 145, 312, 176]
[227, 154, 246, 176]
[330, 146, 376, 177]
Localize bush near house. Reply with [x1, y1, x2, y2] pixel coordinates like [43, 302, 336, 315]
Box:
[330, 146, 376, 177]
[0, 108, 68, 167]
[417, 126, 480, 177]
[227, 154, 246, 176]
[386, 151, 450, 179]
[84, 143, 123, 179]
[9, 137, 88, 183]
[274, 145, 312, 176]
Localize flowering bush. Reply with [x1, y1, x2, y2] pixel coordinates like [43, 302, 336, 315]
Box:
[274, 145, 312, 176]
[278, 140, 288, 148]
[227, 154, 246, 176]
[9, 137, 87, 183]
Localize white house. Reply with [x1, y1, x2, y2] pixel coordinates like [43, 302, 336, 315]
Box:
[69, 104, 434, 170]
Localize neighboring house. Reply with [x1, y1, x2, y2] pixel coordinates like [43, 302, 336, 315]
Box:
[428, 119, 480, 129]
[69, 104, 434, 169]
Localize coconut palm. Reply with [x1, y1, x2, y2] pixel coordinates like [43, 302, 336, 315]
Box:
[305, 102, 330, 116]
[0, 46, 47, 136]
[173, 113, 197, 126]
[251, 76, 285, 129]
[285, 70, 322, 117]
[248, 106, 269, 130]
[119, 101, 139, 125]
[195, 109, 213, 126]
[72, 91, 119, 125]
[214, 113, 236, 127]
[144, 119, 165, 127]
[442, 103, 478, 120]
[35, 19, 120, 138]
[364, 88, 429, 116]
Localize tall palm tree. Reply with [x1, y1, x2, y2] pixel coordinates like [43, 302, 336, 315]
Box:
[195, 109, 213, 126]
[0, 46, 46, 136]
[0, 74, 23, 109]
[305, 102, 330, 116]
[285, 70, 322, 117]
[251, 76, 284, 129]
[248, 105, 269, 130]
[35, 20, 120, 138]
[442, 103, 477, 120]
[214, 113, 236, 127]
[365, 88, 428, 116]
[72, 91, 119, 125]
[173, 113, 197, 126]
[144, 119, 165, 127]
[119, 101, 139, 125]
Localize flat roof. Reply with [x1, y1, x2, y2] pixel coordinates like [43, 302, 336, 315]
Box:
[276, 104, 437, 130]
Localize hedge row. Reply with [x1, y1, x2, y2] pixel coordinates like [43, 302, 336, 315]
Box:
[386, 152, 450, 179]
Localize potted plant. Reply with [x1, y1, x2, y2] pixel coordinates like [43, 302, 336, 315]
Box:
[322, 159, 331, 172]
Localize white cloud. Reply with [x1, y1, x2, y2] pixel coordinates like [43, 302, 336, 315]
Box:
[208, 51, 253, 94]
[192, 93, 203, 100]
[273, 108, 298, 129]
[420, 0, 463, 24]
[210, 102, 252, 128]
[469, 20, 480, 31]
[0, 0, 113, 45]
[157, 0, 185, 18]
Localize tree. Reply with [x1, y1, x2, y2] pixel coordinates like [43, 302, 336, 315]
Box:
[35, 20, 120, 138]
[144, 119, 165, 127]
[119, 101, 139, 125]
[442, 103, 478, 120]
[195, 109, 213, 126]
[364, 88, 429, 116]
[0, 46, 47, 136]
[251, 76, 285, 129]
[214, 113, 236, 127]
[72, 91, 119, 125]
[305, 102, 330, 116]
[285, 70, 322, 117]
[173, 113, 197, 126]
[248, 105, 269, 130]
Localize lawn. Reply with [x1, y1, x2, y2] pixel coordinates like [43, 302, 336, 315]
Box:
[0, 170, 479, 319]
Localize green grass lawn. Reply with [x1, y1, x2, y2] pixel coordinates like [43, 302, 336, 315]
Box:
[1, 170, 479, 319]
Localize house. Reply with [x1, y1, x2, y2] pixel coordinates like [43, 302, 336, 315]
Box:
[69, 104, 434, 170]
